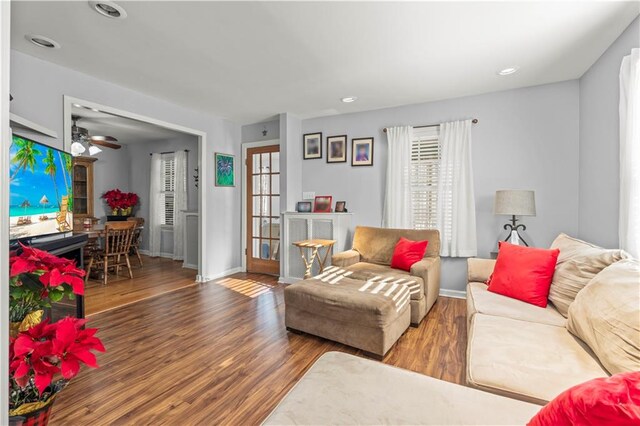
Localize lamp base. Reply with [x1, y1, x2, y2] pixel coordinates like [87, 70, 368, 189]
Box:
[503, 216, 529, 246]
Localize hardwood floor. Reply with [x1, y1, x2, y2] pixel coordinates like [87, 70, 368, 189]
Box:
[51, 273, 467, 425]
[84, 255, 197, 316]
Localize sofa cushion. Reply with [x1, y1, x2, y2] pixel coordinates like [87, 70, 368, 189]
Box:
[352, 226, 440, 265]
[549, 233, 629, 317]
[344, 262, 424, 300]
[487, 242, 559, 308]
[467, 282, 566, 327]
[264, 352, 542, 426]
[467, 314, 608, 405]
[567, 259, 640, 375]
[528, 372, 640, 426]
[284, 276, 409, 328]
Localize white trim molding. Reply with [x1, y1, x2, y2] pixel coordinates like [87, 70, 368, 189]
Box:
[197, 267, 243, 283]
[439, 289, 466, 299]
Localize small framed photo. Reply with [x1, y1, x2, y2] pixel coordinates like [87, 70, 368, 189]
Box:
[296, 201, 312, 213]
[313, 196, 333, 213]
[352, 138, 374, 167]
[335, 201, 347, 212]
[303, 132, 322, 160]
[326, 135, 347, 163]
[215, 152, 235, 186]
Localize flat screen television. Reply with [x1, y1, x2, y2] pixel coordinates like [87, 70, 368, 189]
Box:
[9, 134, 74, 242]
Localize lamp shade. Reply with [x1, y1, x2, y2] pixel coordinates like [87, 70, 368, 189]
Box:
[494, 190, 536, 216]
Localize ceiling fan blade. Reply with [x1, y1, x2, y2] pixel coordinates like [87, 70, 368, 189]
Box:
[90, 138, 121, 149]
[90, 135, 118, 142]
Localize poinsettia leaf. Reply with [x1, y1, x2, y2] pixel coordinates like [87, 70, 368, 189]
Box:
[73, 349, 98, 368]
[34, 370, 54, 394]
[60, 357, 80, 379]
[14, 360, 30, 379]
[49, 290, 64, 302]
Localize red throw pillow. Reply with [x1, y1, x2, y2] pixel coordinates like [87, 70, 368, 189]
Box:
[487, 241, 559, 307]
[390, 237, 428, 272]
[528, 372, 640, 426]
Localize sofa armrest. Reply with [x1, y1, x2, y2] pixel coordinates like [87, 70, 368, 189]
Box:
[467, 258, 496, 283]
[332, 249, 361, 268]
[410, 257, 441, 309]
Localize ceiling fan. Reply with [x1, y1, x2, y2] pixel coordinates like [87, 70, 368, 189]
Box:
[71, 115, 121, 156]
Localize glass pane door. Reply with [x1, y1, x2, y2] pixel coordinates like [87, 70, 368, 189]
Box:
[246, 145, 280, 275]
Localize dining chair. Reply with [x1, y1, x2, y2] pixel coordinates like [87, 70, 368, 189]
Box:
[127, 217, 145, 266]
[85, 221, 137, 285]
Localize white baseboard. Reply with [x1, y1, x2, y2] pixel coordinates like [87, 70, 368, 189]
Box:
[439, 289, 466, 299]
[139, 249, 174, 259]
[198, 267, 243, 283]
[182, 263, 198, 270]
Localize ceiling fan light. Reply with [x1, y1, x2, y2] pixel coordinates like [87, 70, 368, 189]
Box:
[71, 141, 86, 156]
[89, 145, 103, 156]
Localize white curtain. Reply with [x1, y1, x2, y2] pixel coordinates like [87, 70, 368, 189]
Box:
[148, 153, 162, 257]
[382, 126, 414, 228]
[619, 48, 640, 259]
[172, 150, 188, 260]
[437, 120, 477, 257]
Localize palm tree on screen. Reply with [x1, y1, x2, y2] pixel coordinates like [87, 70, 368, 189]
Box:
[43, 149, 61, 209]
[10, 137, 41, 181]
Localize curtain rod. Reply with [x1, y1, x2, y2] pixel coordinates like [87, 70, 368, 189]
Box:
[149, 149, 190, 156]
[383, 118, 478, 133]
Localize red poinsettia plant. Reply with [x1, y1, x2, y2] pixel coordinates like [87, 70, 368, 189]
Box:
[102, 189, 139, 211]
[9, 318, 105, 409]
[10, 244, 86, 323]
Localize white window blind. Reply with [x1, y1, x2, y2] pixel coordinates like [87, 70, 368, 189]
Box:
[160, 154, 176, 226]
[410, 127, 440, 230]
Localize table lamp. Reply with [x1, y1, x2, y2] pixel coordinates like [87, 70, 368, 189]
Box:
[494, 190, 536, 246]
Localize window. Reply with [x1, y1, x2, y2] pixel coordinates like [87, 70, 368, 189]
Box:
[160, 154, 176, 226]
[410, 127, 440, 230]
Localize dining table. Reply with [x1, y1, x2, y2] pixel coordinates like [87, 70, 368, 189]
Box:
[73, 223, 144, 239]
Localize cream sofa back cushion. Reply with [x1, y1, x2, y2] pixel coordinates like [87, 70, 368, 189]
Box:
[549, 233, 628, 317]
[567, 259, 640, 375]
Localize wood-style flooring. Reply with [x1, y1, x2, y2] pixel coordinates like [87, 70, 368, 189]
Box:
[51, 272, 467, 425]
[84, 255, 197, 316]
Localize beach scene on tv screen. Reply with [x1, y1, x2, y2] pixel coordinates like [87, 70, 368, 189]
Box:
[9, 135, 73, 240]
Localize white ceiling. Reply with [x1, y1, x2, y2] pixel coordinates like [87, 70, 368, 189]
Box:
[72, 104, 191, 144]
[12, 1, 640, 124]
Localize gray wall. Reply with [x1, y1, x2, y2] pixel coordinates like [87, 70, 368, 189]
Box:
[241, 119, 280, 143]
[301, 81, 580, 292]
[92, 147, 131, 218]
[127, 136, 199, 252]
[10, 50, 241, 279]
[578, 17, 639, 248]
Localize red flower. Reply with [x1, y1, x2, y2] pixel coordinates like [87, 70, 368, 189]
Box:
[10, 317, 106, 394]
[102, 189, 139, 210]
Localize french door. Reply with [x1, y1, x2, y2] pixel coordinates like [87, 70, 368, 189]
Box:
[246, 145, 280, 275]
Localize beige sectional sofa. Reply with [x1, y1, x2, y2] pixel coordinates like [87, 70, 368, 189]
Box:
[466, 251, 639, 405]
[263, 352, 541, 425]
[332, 226, 441, 325]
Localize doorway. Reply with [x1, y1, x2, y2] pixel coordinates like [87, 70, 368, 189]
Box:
[246, 145, 280, 275]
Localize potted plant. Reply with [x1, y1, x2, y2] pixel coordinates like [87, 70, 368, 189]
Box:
[8, 245, 105, 425]
[102, 189, 139, 221]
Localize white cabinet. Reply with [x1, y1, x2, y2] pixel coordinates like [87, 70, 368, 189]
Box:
[280, 212, 353, 283]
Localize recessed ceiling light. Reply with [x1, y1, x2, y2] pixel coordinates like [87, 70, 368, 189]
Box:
[341, 96, 358, 103]
[26, 34, 61, 49]
[89, 1, 127, 19]
[497, 66, 519, 76]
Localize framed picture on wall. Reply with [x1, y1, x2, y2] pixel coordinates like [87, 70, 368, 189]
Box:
[326, 135, 347, 163]
[351, 137, 374, 167]
[313, 196, 333, 213]
[335, 201, 347, 212]
[215, 152, 235, 187]
[303, 132, 322, 159]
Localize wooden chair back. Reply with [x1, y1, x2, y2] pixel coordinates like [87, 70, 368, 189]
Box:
[104, 221, 136, 257]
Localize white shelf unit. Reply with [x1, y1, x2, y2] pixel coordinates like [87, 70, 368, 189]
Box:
[280, 212, 353, 283]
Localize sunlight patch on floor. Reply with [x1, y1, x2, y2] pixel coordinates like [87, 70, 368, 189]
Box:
[213, 277, 273, 298]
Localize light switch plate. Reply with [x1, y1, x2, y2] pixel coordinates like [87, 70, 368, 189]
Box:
[302, 191, 315, 200]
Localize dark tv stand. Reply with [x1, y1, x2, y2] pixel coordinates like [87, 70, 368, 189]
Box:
[17, 234, 89, 321]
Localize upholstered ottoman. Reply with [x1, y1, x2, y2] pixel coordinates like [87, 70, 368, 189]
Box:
[284, 267, 412, 357]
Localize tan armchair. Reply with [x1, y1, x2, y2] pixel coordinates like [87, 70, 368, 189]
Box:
[332, 226, 441, 325]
